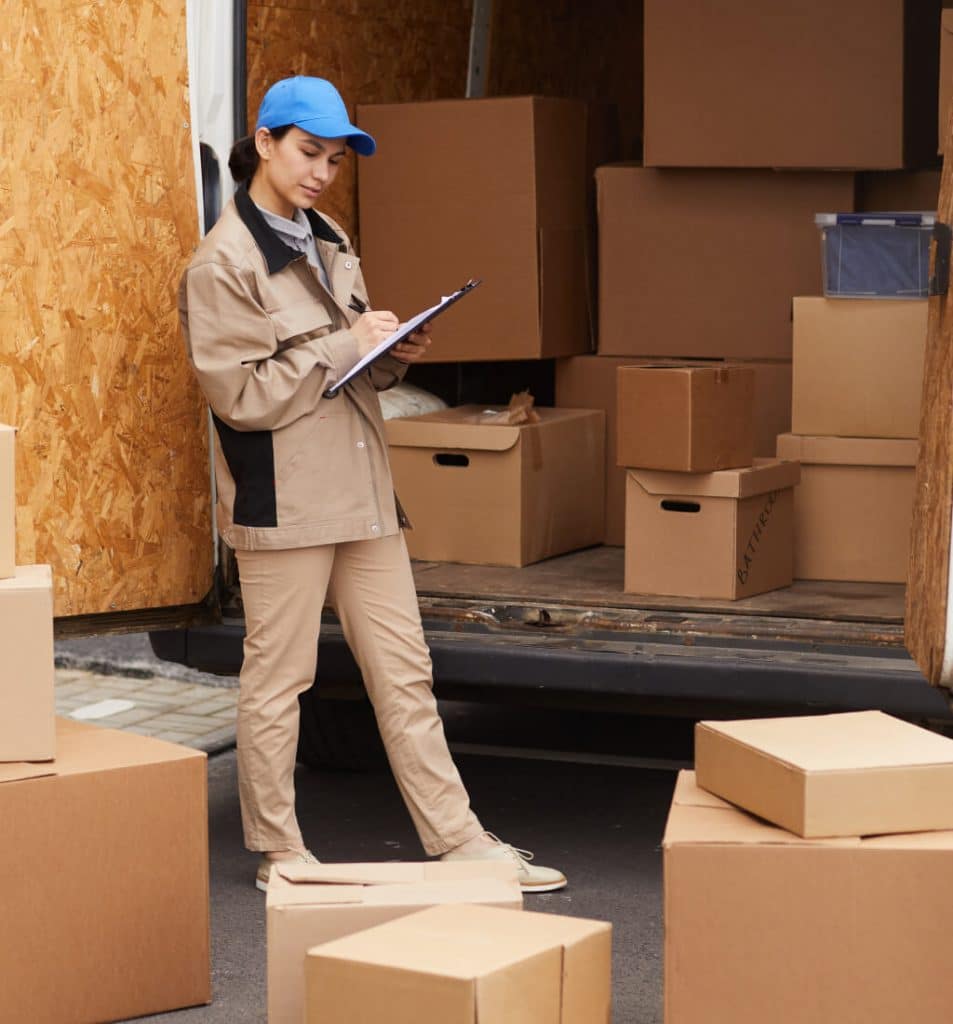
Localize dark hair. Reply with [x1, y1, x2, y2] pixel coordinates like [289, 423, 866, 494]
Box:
[228, 125, 293, 183]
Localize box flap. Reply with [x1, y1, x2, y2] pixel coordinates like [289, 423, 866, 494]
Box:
[0, 563, 53, 594]
[776, 433, 918, 467]
[698, 711, 953, 773]
[627, 458, 800, 500]
[275, 860, 516, 887]
[42, 717, 204, 776]
[0, 761, 56, 784]
[664, 772, 859, 848]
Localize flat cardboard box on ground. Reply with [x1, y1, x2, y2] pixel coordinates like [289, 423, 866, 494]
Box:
[556, 357, 791, 544]
[792, 297, 927, 439]
[625, 460, 800, 600]
[357, 97, 590, 362]
[0, 424, 13, 579]
[386, 406, 605, 566]
[664, 771, 953, 1024]
[305, 903, 612, 1024]
[0, 565, 55, 762]
[596, 165, 855, 359]
[776, 433, 917, 582]
[0, 718, 210, 1024]
[695, 711, 953, 838]
[268, 861, 522, 1024]
[644, 0, 941, 168]
[617, 364, 754, 472]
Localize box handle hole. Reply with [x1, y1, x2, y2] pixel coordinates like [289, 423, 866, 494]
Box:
[433, 453, 470, 468]
[660, 500, 701, 514]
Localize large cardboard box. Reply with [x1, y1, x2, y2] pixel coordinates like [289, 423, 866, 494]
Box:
[0, 424, 13, 579]
[0, 565, 55, 762]
[386, 406, 605, 566]
[625, 460, 800, 600]
[268, 861, 522, 1024]
[644, 0, 941, 168]
[856, 170, 941, 212]
[617, 364, 755, 472]
[664, 770, 953, 1024]
[596, 165, 855, 359]
[305, 903, 612, 1024]
[941, 10, 953, 153]
[695, 711, 953, 838]
[357, 97, 590, 362]
[776, 433, 917, 582]
[792, 297, 927, 439]
[556, 357, 792, 545]
[0, 718, 210, 1024]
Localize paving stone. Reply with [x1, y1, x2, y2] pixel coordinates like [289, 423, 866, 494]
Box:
[153, 731, 194, 744]
[97, 707, 163, 727]
[187, 697, 238, 716]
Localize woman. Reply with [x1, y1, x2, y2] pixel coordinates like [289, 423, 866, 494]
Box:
[178, 76, 566, 893]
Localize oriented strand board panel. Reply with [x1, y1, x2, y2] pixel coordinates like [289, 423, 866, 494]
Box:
[487, 0, 643, 159]
[905, 106, 953, 693]
[247, 0, 473, 244]
[0, 1, 213, 618]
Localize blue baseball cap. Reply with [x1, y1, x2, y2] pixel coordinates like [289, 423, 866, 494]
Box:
[255, 77, 376, 156]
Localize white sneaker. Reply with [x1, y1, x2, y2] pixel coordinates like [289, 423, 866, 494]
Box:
[255, 849, 320, 892]
[442, 832, 567, 893]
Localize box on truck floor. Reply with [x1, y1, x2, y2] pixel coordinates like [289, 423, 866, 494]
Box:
[776, 433, 918, 583]
[357, 97, 591, 363]
[664, 771, 953, 1024]
[386, 406, 605, 567]
[0, 718, 210, 1024]
[596, 165, 855, 359]
[792, 297, 927, 438]
[305, 903, 612, 1024]
[644, 0, 941, 169]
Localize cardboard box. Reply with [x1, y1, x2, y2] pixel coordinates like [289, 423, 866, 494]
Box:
[386, 406, 605, 566]
[856, 170, 941, 212]
[617, 364, 755, 472]
[792, 297, 927, 439]
[664, 770, 953, 1024]
[696, 711, 953, 838]
[0, 424, 13, 580]
[776, 433, 918, 582]
[0, 718, 210, 1023]
[596, 165, 855, 359]
[305, 903, 612, 1024]
[557, 357, 792, 545]
[0, 565, 54, 762]
[357, 97, 590, 362]
[941, 10, 953, 152]
[644, 0, 942, 168]
[625, 460, 799, 600]
[268, 861, 523, 1024]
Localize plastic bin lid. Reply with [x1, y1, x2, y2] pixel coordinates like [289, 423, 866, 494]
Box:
[815, 211, 936, 228]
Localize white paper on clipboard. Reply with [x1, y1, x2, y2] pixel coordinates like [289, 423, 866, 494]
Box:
[323, 279, 482, 398]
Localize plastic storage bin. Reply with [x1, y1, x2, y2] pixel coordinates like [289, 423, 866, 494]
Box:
[815, 212, 934, 299]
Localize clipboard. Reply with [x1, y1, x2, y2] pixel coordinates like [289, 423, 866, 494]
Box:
[323, 279, 482, 399]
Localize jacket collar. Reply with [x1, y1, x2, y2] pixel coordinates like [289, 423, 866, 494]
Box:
[234, 183, 344, 274]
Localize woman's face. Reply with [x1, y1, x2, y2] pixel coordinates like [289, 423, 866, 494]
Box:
[254, 126, 347, 217]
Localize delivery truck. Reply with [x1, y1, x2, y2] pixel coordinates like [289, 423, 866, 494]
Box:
[4, 0, 952, 772]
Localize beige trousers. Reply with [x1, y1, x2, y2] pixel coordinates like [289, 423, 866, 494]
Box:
[234, 531, 483, 856]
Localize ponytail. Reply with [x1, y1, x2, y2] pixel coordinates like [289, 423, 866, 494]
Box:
[228, 125, 293, 184]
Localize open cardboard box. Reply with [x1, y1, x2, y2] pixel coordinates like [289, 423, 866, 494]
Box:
[305, 903, 612, 1024]
[268, 861, 522, 1024]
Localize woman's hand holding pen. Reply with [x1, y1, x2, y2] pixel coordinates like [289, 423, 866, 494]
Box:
[351, 310, 400, 356]
[391, 322, 432, 363]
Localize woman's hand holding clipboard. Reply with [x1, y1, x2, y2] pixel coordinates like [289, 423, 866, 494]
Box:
[323, 279, 482, 399]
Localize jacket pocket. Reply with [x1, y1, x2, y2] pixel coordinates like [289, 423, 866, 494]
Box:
[268, 301, 334, 344]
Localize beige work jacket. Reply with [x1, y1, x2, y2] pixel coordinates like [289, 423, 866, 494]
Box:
[178, 185, 408, 550]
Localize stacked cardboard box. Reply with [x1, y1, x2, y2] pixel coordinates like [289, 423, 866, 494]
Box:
[615, 365, 799, 600]
[666, 712, 953, 1022]
[779, 296, 926, 583]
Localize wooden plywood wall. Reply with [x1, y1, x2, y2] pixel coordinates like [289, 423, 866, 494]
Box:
[0, 1, 213, 618]
[487, 0, 643, 159]
[247, 0, 474, 243]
